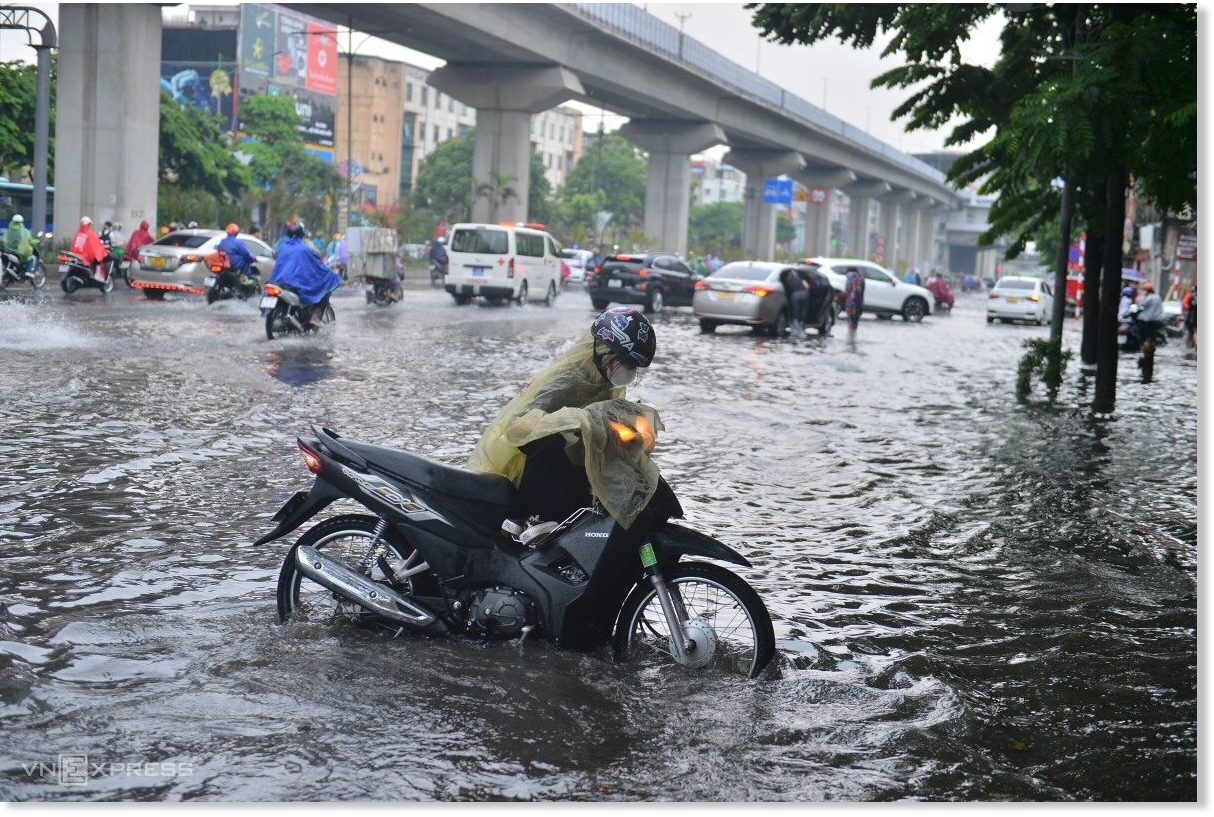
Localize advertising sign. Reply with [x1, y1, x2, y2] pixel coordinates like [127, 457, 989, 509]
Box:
[161, 62, 236, 122]
[236, 3, 337, 162]
[762, 178, 793, 206]
[1176, 231, 1197, 261]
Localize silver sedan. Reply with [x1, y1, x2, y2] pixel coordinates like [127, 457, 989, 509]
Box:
[130, 230, 276, 300]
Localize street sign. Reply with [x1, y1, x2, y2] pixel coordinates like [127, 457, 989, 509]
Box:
[762, 177, 793, 206]
[809, 186, 827, 205]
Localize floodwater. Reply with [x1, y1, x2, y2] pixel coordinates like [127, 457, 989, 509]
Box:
[0, 280, 1196, 801]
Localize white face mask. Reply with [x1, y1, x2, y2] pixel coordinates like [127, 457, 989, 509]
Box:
[606, 358, 637, 387]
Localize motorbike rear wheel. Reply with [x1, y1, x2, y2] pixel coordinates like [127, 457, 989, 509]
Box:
[30, 261, 46, 289]
[265, 303, 292, 340]
[613, 561, 775, 679]
[277, 514, 436, 625]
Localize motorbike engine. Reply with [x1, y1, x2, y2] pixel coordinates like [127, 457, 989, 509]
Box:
[466, 586, 536, 639]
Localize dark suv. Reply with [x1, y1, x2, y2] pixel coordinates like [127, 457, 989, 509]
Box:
[587, 252, 699, 313]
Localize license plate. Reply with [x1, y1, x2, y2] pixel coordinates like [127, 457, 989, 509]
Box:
[715, 291, 735, 302]
[259, 296, 278, 309]
[471, 267, 486, 278]
[1005, 297, 1020, 304]
[149, 256, 166, 269]
[58, 264, 68, 273]
[608, 279, 623, 288]
[203, 276, 215, 288]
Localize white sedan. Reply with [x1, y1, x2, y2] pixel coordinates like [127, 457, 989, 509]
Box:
[559, 249, 593, 284]
[987, 277, 1054, 325]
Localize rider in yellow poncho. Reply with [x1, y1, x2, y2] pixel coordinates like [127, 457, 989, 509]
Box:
[467, 307, 662, 529]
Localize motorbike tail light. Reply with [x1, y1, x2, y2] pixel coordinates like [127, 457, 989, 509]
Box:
[593, 266, 602, 274]
[264, 284, 281, 296]
[298, 441, 323, 475]
[695, 280, 710, 291]
[744, 285, 772, 298]
[507, 258, 515, 279]
[209, 263, 223, 273]
[57, 254, 66, 264]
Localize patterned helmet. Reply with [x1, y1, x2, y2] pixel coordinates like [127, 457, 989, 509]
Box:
[591, 307, 656, 368]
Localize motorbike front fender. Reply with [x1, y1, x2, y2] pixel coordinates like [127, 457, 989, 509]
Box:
[252, 478, 344, 547]
[649, 522, 752, 568]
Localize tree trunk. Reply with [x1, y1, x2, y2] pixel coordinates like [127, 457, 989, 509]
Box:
[1094, 166, 1127, 414]
[1080, 208, 1105, 367]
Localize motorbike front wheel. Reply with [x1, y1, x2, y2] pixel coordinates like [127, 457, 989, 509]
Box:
[30, 261, 46, 289]
[614, 561, 775, 678]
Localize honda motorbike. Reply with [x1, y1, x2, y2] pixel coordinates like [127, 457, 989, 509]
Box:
[205, 262, 262, 304]
[264, 424, 776, 678]
[58, 250, 113, 295]
[0, 238, 47, 291]
[1119, 304, 1168, 354]
[260, 283, 335, 340]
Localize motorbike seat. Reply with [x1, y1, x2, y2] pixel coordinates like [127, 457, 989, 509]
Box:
[341, 440, 517, 507]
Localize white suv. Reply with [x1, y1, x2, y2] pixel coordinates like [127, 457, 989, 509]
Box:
[445, 222, 563, 307]
[803, 257, 934, 322]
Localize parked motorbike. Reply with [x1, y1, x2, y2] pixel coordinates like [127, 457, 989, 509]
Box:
[263, 423, 776, 678]
[58, 250, 113, 295]
[260, 283, 335, 340]
[205, 261, 262, 304]
[0, 235, 47, 290]
[1119, 304, 1168, 353]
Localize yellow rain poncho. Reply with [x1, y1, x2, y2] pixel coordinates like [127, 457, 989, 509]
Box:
[466, 334, 663, 529]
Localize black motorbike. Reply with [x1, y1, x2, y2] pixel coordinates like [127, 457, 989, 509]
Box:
[58, 250, 113, 295]
[260, 283, 335, 340]
[205, 262, 262, 304]
[0, 240, 47, 291]
[430, 259, 447, 288]
[364, 273, 403, 307]
[263, 424, 775, 678]
[1119, 304, 1168, 353]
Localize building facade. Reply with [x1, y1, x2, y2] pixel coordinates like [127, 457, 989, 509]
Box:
[531, 106, 584, 190]
[335, 54, 405, 213]
[690, 156, 745, 204]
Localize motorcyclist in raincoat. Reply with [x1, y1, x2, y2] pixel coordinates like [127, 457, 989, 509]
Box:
[70, 216, 109, 280]
[217, 223, 255, 277]
[467, 306, 661, 529]
[123, 220, 154, 262]
[3, 214, 36, 274]
[268, 222, 342, 327]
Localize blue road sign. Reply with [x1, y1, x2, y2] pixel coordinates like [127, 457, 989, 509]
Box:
[762, 177, 793, 205]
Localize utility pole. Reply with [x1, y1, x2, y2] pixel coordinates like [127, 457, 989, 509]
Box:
[0, 8, 56, 233]
[674, 12, 690, 59]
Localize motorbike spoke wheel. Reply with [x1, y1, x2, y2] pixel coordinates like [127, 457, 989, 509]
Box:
[265, 304, 291, 340]
[277, 514, 432, 626]
[31, 262, 46, 288]
[614, 562, 775, 679]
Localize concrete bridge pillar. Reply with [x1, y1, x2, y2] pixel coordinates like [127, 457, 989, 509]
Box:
[843, 180, 889, 259]
[878, 190, 916, 270]
[724, 149, 805, 260]
[618, 121, 725, 254]
[427, 64, 583, 224]
[55, 3, 161, 232]
[797, 169, 854, 258]
[903, 205, 923, 273]
[919, 204, 946, 270]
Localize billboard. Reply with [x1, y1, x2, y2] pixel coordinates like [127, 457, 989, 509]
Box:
[160, 28, 239, 125]
[237, 3, 337, 161]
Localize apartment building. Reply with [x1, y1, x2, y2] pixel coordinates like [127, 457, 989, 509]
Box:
[335, 54, 406, 211]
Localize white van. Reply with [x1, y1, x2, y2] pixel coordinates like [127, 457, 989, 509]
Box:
[445, 222, 562, 307]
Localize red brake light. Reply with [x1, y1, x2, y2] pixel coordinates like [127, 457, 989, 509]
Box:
[616, 254, 632, 262]
[637, 268, 650, 277]
[264, 284, 281, 296]
[298, 442, 323, 475]
[695, 280, 710, 291]
[507, 258, 515, 279]
[744, 285, 772, 298]
[593, 266, 602, 274]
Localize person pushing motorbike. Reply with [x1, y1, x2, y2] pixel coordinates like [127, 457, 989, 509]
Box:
[467, 306, 658, 526]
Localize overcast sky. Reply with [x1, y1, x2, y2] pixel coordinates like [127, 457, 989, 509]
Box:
[1, 2, 1008, 158]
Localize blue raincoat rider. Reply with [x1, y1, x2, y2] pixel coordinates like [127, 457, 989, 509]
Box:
[268, 223, 342, 327]
[217, 223, 254, 276]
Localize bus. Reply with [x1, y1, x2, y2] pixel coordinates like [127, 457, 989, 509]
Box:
[0, 179, 54, 233]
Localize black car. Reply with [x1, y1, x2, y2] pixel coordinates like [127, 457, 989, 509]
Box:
[587, 252, 699, 313]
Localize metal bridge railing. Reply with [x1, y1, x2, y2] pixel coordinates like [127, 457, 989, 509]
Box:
[570, 3, 948, 187]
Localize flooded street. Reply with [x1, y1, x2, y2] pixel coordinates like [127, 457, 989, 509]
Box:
[0, 282, 1196, 801]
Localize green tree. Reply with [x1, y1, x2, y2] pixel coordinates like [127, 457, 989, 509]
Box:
[238, 94, 342, 234]
[159, 92, 250, 201]
[750, 2, 1196, 413]
[0, 58, 55, 181]
[413, 130, 553, 224]
[776, 211, 796, 246]
[560, 133, 646, 242]
[688, 201, 743, 258]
